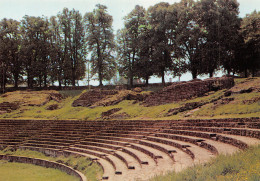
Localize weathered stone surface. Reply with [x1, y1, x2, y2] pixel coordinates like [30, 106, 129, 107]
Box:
[46, 104, 59, 110]
[132, 87, 143, 93]
[0, 102, 19, 113]
[108, 112, 130, 119]
[143, 76, 234, 106]
[72, 90, 118, 107]
[242, 97, 260, 104]
[101, 108, 122, 118]
[166, 102, 203, 116]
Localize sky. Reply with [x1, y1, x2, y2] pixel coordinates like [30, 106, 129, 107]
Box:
[0, 0, 259, 85]
[0, 0, 259, 32]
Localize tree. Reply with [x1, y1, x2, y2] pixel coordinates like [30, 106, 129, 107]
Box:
[166, 2, 188, 80]
[134, 28, 155, 85]
[20, 16, 52, 88]
[117, 5, 147, 87]
[0, 18, 23, 89]
[58, 8, 86, 86]
[189, 0, 241, 77]
[173, 0, 205, 79]
[147, 2, 173, 85]
[49, 15, 64, 87]
[239, 10, 260, 77]
[85, 4, 116, 86]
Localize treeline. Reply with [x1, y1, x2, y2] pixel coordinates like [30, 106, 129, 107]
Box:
[0, 0, 259, 91]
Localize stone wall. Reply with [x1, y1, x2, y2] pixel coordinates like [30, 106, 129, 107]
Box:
[143, 76, 234, 106]
[72, 89, 118, 107]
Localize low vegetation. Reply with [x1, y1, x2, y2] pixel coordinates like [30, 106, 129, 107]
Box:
[0, 160, 79, 181]
[0, 148, 103, 181]
[150, 145, 260, 181]
[0, 78, 259, 120]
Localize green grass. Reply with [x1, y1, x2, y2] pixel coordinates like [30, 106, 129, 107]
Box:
[0, 148, 103, 181]
[150, 145, 260, 181]
[193, 92, 260, 118]
[59, 90, 84, 98]
[0, 160, 79, 181]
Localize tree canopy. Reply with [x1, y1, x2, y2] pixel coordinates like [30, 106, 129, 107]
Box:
[0, 1, 259, 91]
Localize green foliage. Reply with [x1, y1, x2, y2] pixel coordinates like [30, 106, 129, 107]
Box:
[0, 161, 79, 181]
[238, 10, 260, 77]
[117, 5, 147, 87]
[150, 145, 260, 181]
[84, 4, 116, 86]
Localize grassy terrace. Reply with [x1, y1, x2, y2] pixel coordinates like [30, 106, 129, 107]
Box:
[0, 160, 79, 181]
[0, 78, 259, 120]
[150, 145, 260, 181]
[0, 148, 103, 181]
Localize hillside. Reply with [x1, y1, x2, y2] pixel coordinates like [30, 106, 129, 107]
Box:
[0, 77, 259, 120]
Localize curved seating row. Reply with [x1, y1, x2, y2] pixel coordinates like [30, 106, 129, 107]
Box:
[0, 118, 259, 181]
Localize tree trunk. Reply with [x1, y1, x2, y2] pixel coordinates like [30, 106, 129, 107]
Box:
[72, 71, 76, 86]
[1, 69, 6, 93]
[145, 76, 149, 86]
[161, 68, 165, 86]
[99, 61, 103, 87]
[129, 50, 136, 88]
[27, 71, 33, 89]
[209, 72, 213, 78]
[244, 68, 248, 78]
[252, 68, 256, 77]
[71, 57, 76, 86]
[129, 70, 133, 88]
[192, 70, 197, 79]
[14, 72, 19, 89]
[99, 72, 103, 87]
[227, 69, 231, 76]
[58, 80, 62, 89]
[44, 74, 47, 88]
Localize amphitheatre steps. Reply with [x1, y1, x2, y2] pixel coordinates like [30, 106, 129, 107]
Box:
[0, 118, 259, 181]
[81, 138, 153, 167]
[78, 141, 142, 168]
[86, 135, 159, 164]
[161, 129, 249, 150]
[62, 149, 116, 180]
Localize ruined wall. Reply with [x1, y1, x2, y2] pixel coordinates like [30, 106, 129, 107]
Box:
[72, 89, 118, 107]
[143, 76, 234, 106]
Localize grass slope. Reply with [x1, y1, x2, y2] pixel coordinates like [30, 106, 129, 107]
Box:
[0, 78, 259, 120]
[150, 145, 260, 181]
[0, 160, 79, 181]
[0, 148, 103, 181]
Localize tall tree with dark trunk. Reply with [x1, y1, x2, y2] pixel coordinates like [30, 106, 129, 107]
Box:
[0, 18, 23, 89]
[85, 4, 116, 86]
[239, 10, 260, 77]
[49, 16, 64, 88]
[197, 0, 240, 76]
[58, 8, 86, 86]
[119, 5, 146, 87]
[173, 0, 205, 79]
[147, 2, 173, 85]
[21, 16, 43, 88]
